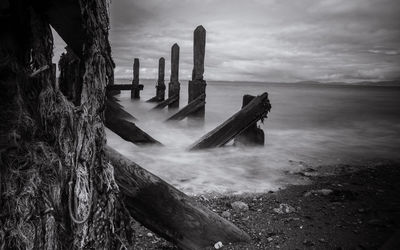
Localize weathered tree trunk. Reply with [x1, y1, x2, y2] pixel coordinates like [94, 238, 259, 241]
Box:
[0, 1, 132, 249]
[166, 93, 206, 121]
[190, 92, 271, 150]
[105, 146, 251, 250]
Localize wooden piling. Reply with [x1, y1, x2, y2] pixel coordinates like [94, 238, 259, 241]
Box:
[189, 92, 271, 150]
[188, 25, 207, 118]
[131, 58, 141, 99]
[147, 57, 166, 102]
[233, 95, 265, 146]
[168, 44, 180, 108]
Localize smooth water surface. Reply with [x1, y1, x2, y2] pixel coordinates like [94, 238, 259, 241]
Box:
[107, 80, 400, 195]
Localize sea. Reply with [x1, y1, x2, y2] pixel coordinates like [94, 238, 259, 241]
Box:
[107, 79, 400, 195]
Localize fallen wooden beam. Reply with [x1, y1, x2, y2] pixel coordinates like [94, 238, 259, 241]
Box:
[106, 97, 136, 121]
[189, 92, 271, 150]
[166, 93, 205, 121]
[105, 146, 251, 250]
[106, 84, 144, 91]
[105, 103, 161, 145]
[152, 94, 179, 110]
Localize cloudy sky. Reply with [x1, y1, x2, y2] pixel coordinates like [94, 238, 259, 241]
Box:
[55, 0, 400, 82]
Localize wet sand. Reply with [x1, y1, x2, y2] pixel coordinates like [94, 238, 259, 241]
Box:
[130, 161, 400, 249]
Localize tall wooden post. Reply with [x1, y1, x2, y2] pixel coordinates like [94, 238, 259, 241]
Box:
[188, 25, 207, 118]
[168, 43, 180, 108]
[131, 58, 140, 99]
[156, 57, 166, 101]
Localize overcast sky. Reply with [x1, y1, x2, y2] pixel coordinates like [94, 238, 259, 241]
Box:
[54, 0, 400, 82]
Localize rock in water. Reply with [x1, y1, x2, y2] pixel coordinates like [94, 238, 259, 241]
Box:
[231, 201, 249, 212]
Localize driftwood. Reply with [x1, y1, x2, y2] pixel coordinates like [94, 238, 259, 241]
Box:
[152, 94, 179, 110]
[166, 93, 205, 121]
[190, 92, 271, 150]
[233, 95, 265, 146]
[105, 146, 251, 250]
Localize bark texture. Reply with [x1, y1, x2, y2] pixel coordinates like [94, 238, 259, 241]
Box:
[0, 1, 132, 249]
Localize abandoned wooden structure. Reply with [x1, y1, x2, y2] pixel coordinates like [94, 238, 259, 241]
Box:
[188, 25, 207, 118]
[168, 43, 181, 108]
[190, 92, 271, 150]
[147, 57, 166, 102]
[233, 95, 265, 146]
[131, 58, 142, 99]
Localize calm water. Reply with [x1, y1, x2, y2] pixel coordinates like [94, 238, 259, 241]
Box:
[107, 80, 400, 195]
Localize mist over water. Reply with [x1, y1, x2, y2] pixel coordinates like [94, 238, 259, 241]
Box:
[107, 80, 400, 195]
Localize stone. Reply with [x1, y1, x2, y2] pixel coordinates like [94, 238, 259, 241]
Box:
[231, 201, 249, 212]
[304, 189, 334, 197]
[273, 203, 296, 214]
[221, 211, 231, 218]
[214, 241, 223, 249]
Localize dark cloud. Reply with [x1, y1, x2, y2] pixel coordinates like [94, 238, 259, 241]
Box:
[53, 0, 400, 82]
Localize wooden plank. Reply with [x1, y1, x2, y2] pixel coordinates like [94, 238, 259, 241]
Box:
[152, 94, 179, 110]
[106, 97, 136, 121]
[105, 146, 251, 250]
[105, 105, 161, 145]
[166, 93, 205, 121]
[106, 84, 143, 91]
[189, 92, 271, 150]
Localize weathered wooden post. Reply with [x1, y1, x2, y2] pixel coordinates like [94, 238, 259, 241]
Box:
[147, 57, 166, 102]
[234, 95, 265, 146]
[188, 25, 207, 118]
[157, 57, 166, 101]
[168, 43, 180, 108]
[131, 58, 141, 99]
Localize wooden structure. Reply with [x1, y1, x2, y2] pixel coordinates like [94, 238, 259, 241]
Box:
[106, 146, 251, 250]
[168, 43, 180, 108]
[190, 92, 271, 150]
[188, 25, 207, 118]
[166, 93, 205, 121]
[131, 58, 142, 99]
[147, 57, 166, 102]
[234, 95, 265, 146]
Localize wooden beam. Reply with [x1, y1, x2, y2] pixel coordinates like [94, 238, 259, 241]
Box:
[105, 103, 161, 145]
[152, 94, 179, 110]
[106, 84, 143, 91]
[189, 92, 271, 150]
[105, 146, 251, 250]
[166, 93, 205, 121]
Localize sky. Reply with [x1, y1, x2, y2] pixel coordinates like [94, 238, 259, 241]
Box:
[53, 0, 400, 83]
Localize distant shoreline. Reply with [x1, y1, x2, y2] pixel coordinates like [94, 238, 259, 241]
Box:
[114, 78, 400, 87]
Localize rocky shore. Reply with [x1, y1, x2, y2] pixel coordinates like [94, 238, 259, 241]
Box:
[130, 161, 400, 249]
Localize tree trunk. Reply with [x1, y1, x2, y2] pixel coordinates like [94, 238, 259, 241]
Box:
[0, 1, 132, 248]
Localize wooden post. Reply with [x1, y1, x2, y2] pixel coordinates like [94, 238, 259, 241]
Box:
[105, 146, 251, 250]
[188, 25, 207, 118]
[234, 95, 265, 146]
[168, 44, 180, 108]
[131, 58, 141, 99]
[190, 92, 271, 150]
[147, 57, 166, 102]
